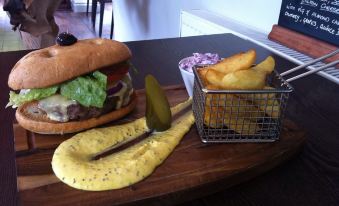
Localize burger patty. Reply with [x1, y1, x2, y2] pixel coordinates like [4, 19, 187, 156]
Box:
[67, 96, 119, 121]
[36, 73, 134, 123]
[34, 95, 130, 123]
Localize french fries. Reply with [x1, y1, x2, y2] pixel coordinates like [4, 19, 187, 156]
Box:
[197, 68, 222, 90]
[206, 49, 256, 74]
[205, 94, 265, 118]
[237, 86, 280, 118]
[197, 50, 281, 135]
[221, 69, 266, 90]
[204, 107, 260, 135]
[204, 94, 264, 134]
[197, 68, 209, 85]
[262, 86, 280, 118]
[252, 56, 275, 74]
[205, 69, 224, 88]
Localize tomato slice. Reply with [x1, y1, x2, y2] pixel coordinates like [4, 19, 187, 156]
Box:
[100, 63, 129, 83]
[107, 66, 128, 83]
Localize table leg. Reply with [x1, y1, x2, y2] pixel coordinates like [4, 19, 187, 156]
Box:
[99, 0, 105, 37]
[86, 0, 89, 16]
[91, 0, 97, 28]
[110, 2, 114, 39]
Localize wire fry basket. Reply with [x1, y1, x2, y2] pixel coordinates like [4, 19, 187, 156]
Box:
[192, 67, 293, 143]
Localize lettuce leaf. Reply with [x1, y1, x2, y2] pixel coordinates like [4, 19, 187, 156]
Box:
[60, 71, 107, 108]
[7, 86, 58, 108]
[7, 71, 107, 109]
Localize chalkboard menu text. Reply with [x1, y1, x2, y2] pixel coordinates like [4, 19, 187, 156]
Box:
[278, 0, 339, 46]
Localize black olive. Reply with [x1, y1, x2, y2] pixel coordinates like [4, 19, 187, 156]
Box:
[56, 32, 78, 46]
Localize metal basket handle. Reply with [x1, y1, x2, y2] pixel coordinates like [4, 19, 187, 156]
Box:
[280, 49, 339, 83]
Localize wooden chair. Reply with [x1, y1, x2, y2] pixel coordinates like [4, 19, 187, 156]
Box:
[86, 0, 114, 39]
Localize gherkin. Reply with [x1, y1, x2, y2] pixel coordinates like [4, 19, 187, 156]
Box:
[145, 75, 172, 132]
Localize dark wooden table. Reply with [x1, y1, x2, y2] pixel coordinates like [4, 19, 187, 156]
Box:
[1, 34, 338, 206]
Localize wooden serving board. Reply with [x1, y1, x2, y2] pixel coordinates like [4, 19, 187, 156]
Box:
[14, 85, 306, 206]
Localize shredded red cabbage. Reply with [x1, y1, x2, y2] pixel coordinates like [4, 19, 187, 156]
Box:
[179, 53, 220, 72]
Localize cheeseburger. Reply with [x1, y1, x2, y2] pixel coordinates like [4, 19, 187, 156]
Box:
[7, 38, 136, 134]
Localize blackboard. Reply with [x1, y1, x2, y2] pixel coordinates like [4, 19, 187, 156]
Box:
[278, 0, 339, 46]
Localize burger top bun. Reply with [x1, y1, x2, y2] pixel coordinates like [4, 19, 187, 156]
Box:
[8, 38, 132, 90]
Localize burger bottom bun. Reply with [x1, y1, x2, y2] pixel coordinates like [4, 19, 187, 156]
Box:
[15, 93, 137, 134]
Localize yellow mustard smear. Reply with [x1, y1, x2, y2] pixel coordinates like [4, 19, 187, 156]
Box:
[51, 99, 194, 191]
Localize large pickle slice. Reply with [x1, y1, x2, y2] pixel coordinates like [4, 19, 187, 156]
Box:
[145, 75, 172, 131]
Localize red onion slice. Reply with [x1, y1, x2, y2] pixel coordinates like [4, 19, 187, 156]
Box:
[107, 82, 123, 96]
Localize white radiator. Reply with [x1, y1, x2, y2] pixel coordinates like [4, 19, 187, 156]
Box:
[180, 10, 339, 84]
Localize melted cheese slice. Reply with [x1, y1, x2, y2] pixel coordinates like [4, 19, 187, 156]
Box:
[38, 95, 77, 122]
[52, 99, 194, 191]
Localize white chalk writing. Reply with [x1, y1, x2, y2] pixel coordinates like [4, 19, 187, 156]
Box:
[332, 18, 339, 25]
[286, 3, 296, 10]
[301, 0, 318, 7]
[280, 0, 338, 44]
[284, 11, 300, 22]
[319, 23, 336, 34]
[303, 17, 317, 27]
[320, 3, 339, 14]
[311, 12, 331, 22]
[298, 6, 305, 14]
[331, 0, 339, 6]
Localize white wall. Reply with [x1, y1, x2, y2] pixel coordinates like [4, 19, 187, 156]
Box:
[200, 0, 282, 34]
[113, 0, 282, 42]
[113, 0, 203, 42]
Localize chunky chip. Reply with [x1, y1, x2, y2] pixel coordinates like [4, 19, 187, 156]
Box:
[205, 69, 225, 88]
[252, 56, 275, 74]
[204, 93, 262, 134]
[221, 69, 266, 90]
[197, 51, 280, 135]
[206, 49, 256, 74]
[197, 67, 209, 85]
[236, 86, 280, 118]
[204, 105, 260, 135]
